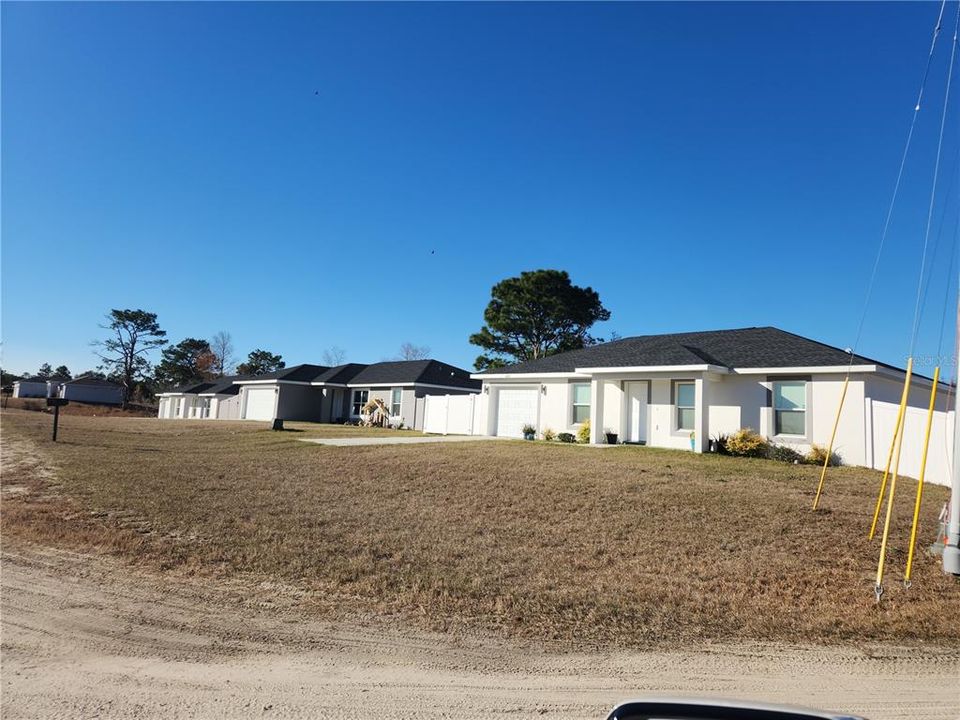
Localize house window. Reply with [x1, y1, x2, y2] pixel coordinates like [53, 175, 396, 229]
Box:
[352, 389, 369, 416]
[173, 398, 182, 417]
[200, 398, 211, 419]
[774, 381, 806, 435]
[676, 382, 695, 431]
[571, 383, 591, 424]
[391, 388, 402, 416]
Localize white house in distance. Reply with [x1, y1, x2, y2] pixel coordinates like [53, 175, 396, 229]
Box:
[13, 375, 123, 405]
[53, 376, 124, 405]
[158, 359, 480, 430]
[469, 327, 954, 486]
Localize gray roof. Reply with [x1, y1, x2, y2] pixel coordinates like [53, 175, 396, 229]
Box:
[478, 327, 899, 375]
[250, 364, 329, 382]
[344, 360, 479, 389]
[63, 376, 122, 387]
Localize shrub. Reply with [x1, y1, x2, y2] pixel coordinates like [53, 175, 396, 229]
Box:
[557, 432, 576, 443]
[712, 434, 731, 455]
[806, 444, 841, 467]
[541, 428, 557, 442]
[521, 423, 536, 436]
[769, 443, 804, 464]
[576, 419, 591, 444]
[725, 428, 770, 458]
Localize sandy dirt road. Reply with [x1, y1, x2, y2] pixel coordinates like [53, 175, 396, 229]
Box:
[2, 546, 958, 720]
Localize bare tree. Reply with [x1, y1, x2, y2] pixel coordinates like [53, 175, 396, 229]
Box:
[322, 346, 346, 366]
[398, 342, 430, 361]
[209, 331, 236, 377]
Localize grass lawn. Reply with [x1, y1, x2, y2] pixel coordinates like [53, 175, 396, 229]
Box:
[2, 409, 958, 647]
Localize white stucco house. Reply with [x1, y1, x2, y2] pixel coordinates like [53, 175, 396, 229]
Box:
[14, 375, 123, 404]
[12, 377, 49, 398]
[470, 327, 954, 485]
[158, 359, 480, 430]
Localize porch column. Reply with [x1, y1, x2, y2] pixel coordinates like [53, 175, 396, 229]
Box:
[694, 374, 710, 453]
[590, 377, 604, 444]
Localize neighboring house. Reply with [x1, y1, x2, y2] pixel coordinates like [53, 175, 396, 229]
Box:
[54, 376, 124, 405]
[471, 327, 953, 482]
[157, 375, 251, 419]
[15, 375, 124, 404]
[12, 377, 49, 398]
[158, 360, 480, 430]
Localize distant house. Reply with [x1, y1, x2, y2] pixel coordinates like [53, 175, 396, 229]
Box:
[52, 376, 124, 405]
[157, 375, 251, 420]
[157, 359, 480, 430]
[12, 377, 49, 398]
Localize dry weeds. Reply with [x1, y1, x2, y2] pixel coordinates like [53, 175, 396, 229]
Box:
[2, 409, 957, 647]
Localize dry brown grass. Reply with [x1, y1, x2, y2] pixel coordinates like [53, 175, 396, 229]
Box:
[3, 397, 156, 417]
[2, 408, 958, 647]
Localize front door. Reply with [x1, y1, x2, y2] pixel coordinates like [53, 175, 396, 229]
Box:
[625, 381, 648, 444]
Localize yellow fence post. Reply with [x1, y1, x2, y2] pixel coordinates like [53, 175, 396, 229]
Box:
[812, 376, 849, 510]
[904, 366, 940, 586]
[870, 358, 914, 539]
[874, 356, 914, 600]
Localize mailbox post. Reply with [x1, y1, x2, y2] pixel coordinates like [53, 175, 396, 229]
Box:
[46, 397, 69, 441]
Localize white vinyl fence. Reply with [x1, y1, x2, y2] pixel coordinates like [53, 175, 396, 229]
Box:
[868, 400, 954, 487]
[423, 394, 481, 436]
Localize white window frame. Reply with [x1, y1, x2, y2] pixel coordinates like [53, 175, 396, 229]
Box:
[773, 380, 807, 437]
[173, 397, 182, 417]
[390, 387, 402, 417]
[352, 389, 369, 417]
[676, 381, 695, 431]
[571, 383, 591, 424]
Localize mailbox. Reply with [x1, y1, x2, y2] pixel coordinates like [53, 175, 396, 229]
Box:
[46, 397, 70, 407]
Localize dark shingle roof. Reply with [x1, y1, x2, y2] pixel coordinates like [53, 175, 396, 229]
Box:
[200, 374, 254, 395]
[479, 327, 898, 375]
[311, 363, 368, 384]
[345, 360, 479, 389]
[63, 376, 122, 387]
[246, 364, 329, 382]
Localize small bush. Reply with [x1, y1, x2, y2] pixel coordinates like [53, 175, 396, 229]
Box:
[712, 434, 731, 455]
[557, 432, 576, 443]
[769, 443, 804, 464]
[806, 444, 841, 467]
[521, 423, 536, 437]
[725, 428, 770, 458]
[541, 428, 557, 442]
[576, 419, 591, 444]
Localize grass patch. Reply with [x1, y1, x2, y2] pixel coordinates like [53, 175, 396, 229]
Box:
[2, 409, 958, 647]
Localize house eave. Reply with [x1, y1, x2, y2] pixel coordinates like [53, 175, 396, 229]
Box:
[731, 365, 878, 375]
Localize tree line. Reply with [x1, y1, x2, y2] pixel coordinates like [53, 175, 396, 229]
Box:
[5, 269, 608, 406]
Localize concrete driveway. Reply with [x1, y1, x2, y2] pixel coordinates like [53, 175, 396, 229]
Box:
[298, 435, 505, 447]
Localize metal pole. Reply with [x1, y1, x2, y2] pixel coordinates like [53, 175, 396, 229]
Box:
[52, 404, 60, 442]
[943, 299, 960, 575]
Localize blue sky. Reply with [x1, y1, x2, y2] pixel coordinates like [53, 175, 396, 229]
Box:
[3, 2, 959, 376]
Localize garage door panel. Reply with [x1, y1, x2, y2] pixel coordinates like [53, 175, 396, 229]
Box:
[496, 388, 538, 438]
[244, 387, 277, 421]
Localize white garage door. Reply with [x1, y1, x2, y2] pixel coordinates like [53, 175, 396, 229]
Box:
[496, 388, 538, 438]
[243, 387, 277, 421]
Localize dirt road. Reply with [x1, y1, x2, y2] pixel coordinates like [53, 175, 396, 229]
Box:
[1, 546, 957, 720]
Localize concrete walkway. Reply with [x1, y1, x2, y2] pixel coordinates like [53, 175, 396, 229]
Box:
[298, 435, 505, 447]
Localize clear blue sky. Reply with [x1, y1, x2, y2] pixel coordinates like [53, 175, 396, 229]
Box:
[3, 2, 959, 376]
